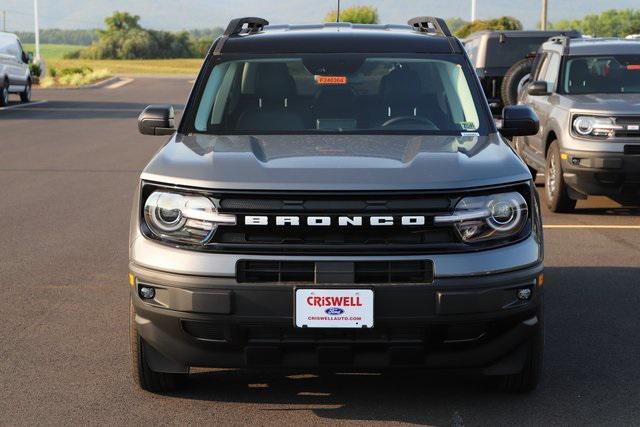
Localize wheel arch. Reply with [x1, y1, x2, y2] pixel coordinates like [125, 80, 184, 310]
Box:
[544, 130, 558, 156]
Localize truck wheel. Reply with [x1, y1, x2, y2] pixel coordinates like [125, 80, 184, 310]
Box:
[545, 141, 577, 212]
[130, 300, 187, 392]
[20, 79, 31, 103]
[499, 307, 544, 393]
[501, 58, 534, 106]
[0, 80, 8, 106]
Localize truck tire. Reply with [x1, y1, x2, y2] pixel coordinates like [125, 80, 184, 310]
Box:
[499, 307, 544, 393]
[545, 141, 577, 212]
[20, 79, 31, 103]
[130, 300, 187, 392]
[0, 79, 8, 106]
[501, 58, 534, 107]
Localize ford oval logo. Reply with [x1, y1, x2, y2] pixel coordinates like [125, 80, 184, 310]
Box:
[325, 307, 344, 316]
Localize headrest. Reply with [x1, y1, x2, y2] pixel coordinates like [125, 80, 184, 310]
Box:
[313, 86, 357, 117]
[255, 63, 296, 102]
[569, 60, 590, 86]
[380, 68, 421, 104]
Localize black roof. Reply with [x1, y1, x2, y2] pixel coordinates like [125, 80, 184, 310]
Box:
[463, 29, 581, 42]
[215, 21, 460, 55]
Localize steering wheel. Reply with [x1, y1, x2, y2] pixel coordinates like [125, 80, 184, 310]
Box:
[380, 116, 438, 129]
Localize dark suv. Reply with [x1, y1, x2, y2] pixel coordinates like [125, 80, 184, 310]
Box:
[515, 37, 640, 211]
[464, 30, 580, 114]
[131, 17, 544, 393]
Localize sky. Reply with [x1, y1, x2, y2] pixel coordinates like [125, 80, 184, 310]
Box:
[2, 0, 639, 32]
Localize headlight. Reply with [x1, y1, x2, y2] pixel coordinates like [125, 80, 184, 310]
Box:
[143, 190, 235, 244]
[572, 116, 622, 138]
[434, 192, 528, 242]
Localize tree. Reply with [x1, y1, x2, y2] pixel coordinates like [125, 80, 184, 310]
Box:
[550, 9, 640, 37]
[104, 11, 141, 33]
[324, 5, 379, 24]
[446, 17, 469, 34]
[454, 16, 523, 38]
[80, 11, 199, 59]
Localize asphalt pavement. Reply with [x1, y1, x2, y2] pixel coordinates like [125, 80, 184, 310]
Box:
[1, 78, 639, 426]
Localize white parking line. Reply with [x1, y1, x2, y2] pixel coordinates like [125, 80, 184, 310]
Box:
[544, 225, 640, 229]
[105, 78, 134, 90]
[0, 100, 48, 111]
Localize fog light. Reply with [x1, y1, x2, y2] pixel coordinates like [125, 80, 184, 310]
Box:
[139, 286, 155, 300]
[516, 288, 532, 301]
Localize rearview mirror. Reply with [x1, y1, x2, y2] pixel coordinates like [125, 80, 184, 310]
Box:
[138, 105, 175, 136]
[527, 80, 550, 96]
[500, 105, 540, 137]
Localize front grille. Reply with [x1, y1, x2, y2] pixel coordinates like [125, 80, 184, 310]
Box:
[237, 260, 434, 284]
[614, 116, 640, 138]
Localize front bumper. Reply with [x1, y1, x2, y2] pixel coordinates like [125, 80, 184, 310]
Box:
[130, 261, 543, 375]
[562, 149, 640, 203]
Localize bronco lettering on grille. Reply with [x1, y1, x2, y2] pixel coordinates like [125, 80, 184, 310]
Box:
[244, 215, 427, 226]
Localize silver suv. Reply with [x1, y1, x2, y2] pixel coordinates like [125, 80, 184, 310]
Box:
[0, 32, 32, 106]
[515, 37, 640, 211]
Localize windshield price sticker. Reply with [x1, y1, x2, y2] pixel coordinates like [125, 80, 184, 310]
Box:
[316, 75, 348, 85]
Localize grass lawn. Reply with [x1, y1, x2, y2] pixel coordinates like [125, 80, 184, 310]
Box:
[22, 43, 82, 60]
[48, 58, 203, 76]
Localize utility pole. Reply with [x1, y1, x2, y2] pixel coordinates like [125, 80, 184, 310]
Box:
[540, 0, 548, 30]
[471, 0, 478, 22]
[33, 0, 41, 61]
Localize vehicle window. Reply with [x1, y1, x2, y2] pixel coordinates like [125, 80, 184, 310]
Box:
[533, 53, 550, 81]
[541, 53, 561, 91]
[464, 39, 479, 65]
[0, 35, 13, 55]
[193, 54, 487, 135]
[563, 55, 640, 94]
[484, 37, 549, 68]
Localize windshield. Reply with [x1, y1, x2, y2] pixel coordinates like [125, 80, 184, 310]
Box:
[192, 54, 487, 135]
[563, 55, 640, 94]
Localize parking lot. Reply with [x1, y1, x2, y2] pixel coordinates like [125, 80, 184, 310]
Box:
[1, 78, 639, 425]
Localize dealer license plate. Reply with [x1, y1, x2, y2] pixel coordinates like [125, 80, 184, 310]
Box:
[295, 289, 374, 328]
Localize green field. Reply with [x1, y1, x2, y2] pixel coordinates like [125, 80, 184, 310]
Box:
[22, 43, 83, 60]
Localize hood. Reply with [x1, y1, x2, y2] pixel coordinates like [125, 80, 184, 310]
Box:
[565, 93, 640, 114]
[141, 133, 530, 191]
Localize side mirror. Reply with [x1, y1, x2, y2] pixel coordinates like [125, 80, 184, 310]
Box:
[527, 80, 550, 96]
[501, 105, 540, 137]
[138, 105, 175, 136]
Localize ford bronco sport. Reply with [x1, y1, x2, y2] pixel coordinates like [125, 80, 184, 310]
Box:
[130, 17, 544, 393]
[515, 37, 640, 211]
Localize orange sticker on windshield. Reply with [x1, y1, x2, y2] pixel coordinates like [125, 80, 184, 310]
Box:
[316, 75, 348, 85]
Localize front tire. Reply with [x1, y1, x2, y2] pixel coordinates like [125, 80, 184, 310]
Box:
[20, 79, 31, 103]
[545, 141, 577, 212]
[130, 300, 188, 392]
[0, 80, 8, 106]
[499, 309, 544, 393]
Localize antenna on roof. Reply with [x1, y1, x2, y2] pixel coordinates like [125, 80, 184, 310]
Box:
[336, 0, 341, 23]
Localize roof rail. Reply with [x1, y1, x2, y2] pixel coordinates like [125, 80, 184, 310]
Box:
[549, 35, 571, 54]
[223, 17, 269, 37]
[212, 17, 269, 56]
[407, 17, 452, 37]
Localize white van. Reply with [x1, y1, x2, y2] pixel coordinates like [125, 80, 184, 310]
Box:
[0, 32, 31, 106]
